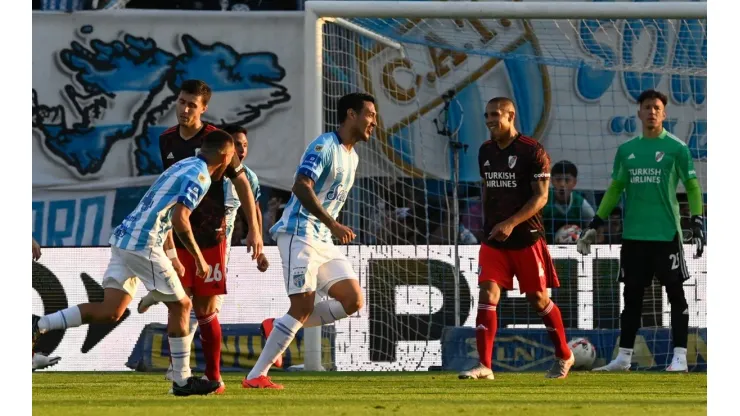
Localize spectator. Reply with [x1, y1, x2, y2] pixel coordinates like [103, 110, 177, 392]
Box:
[543, 160, 595, 243]
[596, 206, 623, 244]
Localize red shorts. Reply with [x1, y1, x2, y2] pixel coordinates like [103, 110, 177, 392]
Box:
[478, 239, 559, 294]
[176, 240, 227, 297]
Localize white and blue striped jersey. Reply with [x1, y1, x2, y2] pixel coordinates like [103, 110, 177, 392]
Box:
[270, 132, 358, 242]
[224, 164, 261, 243]
[110, 157, 211, 251]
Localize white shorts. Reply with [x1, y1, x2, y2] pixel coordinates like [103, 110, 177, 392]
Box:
[102, 246, 187, 303]
[276, 233, 357, 297]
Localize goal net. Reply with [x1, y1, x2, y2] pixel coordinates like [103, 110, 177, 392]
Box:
[309, 0, 706, 372]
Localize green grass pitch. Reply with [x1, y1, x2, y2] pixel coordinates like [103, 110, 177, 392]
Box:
[33, 371, 707, 415]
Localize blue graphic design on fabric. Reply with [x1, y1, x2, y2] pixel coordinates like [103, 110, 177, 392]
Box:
[110, 157, 211, 251]
[33, 28, 291, 176]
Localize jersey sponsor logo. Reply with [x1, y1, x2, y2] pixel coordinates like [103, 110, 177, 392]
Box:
[327, 183, 348, 202]
[167, 152, 174, 160]
[483, 160, 490, 167]
[315, 144, 324, 152]
[655, 151, 665, 162]
[628, 153, 636, 160]
[508, 156, 518, 169]
[628, 168, 663, 184]
[33, 30, 291, 177]
[302, 154, 319, 167]
[197, 173, 207, 184]
[533, 173, 550, 179]
[484, 171, 517, 188]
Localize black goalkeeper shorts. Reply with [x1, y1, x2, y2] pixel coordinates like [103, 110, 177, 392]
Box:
[619, 233, 690, 288]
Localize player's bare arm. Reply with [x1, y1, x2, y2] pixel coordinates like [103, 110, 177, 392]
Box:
[231, 172, 263, 260]
[163, 230, 186, 277]
[490, 179, 549, 242]
[172, 203, 208, 279]
[293, 173, 356, 244]
[255, 205, 269, 271]
[32, 238, 41, 261]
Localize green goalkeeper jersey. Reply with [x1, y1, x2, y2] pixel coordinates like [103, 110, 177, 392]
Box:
[611, 129, 697, 241]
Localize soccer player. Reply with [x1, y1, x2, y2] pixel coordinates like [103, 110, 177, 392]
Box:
[32, 131, 237, 395]
[242, 93, 376, 389]
[459, 97, 574, 381]
[139, 80, 263, 393]
[31, 238, 62, 371]
[222, 124, 269, 272]
[577, 89, 705, 372]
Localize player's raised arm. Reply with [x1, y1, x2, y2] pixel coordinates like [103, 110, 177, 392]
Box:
[224, 152, 263, 259]
[676, 143, 705, 257]
[489, 146, 550, 241]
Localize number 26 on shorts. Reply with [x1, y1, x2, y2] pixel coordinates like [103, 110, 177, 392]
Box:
[204, 263, 223, 283]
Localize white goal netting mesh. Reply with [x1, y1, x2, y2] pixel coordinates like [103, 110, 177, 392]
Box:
[319, 0, 706, 371]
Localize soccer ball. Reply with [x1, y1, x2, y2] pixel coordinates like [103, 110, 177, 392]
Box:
[554, 224, 582, 243]
[568, 337, 597, 370]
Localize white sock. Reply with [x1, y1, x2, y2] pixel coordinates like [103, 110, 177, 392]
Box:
[303, 300, 348, 328]
[188, 310, 199, 345]
[169, 336, 192, 386]
[617, 348, 634, 362]
[38, 306, 82, 333]
[674, 347, 687, 358]
[247, 314, 303, 379]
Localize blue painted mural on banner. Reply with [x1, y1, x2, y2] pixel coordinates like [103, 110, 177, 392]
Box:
[32, 27, 291, 177]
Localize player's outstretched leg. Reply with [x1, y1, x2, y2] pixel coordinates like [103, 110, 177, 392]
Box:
[459, 281, 498, 380]
[243, 293, 316, 389]
[527, 292, 574, 379]
[665, 282, 689, 372]
[593, 283, 644, 372]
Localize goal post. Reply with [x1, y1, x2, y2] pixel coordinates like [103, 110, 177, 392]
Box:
[302, 0, 706, 372]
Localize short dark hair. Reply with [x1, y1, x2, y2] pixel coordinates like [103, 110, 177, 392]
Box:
[179, 79, 213, 105]
[487, 97, 515, 109]
[337, 92, 375, 124]
[221, 124, 248, 137]
[637, 89, 668, 107]
[200, 130, 234, 158]
[551, 160, 578, 177]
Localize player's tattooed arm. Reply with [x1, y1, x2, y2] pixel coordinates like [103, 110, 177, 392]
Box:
[293, 174, 355, 244]
[514, 179, 550, 225]
[172, 203, 208, 278]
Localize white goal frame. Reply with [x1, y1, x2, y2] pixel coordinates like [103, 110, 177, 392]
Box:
[301, 0, 707, 372]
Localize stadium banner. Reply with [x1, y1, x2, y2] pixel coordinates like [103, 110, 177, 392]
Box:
[33, 245, 706, 372]
[31, 11, 306, 244]
[340, 0, 707, 190]
[441, 327, 707, 373]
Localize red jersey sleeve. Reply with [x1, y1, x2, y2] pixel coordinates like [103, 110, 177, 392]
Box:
[531, 145, 551, 182]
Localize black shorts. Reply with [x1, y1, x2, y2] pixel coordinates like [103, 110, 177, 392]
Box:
[619, 233, 689, 287]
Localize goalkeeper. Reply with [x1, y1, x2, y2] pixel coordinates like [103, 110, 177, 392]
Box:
[577, 89, 705, 372]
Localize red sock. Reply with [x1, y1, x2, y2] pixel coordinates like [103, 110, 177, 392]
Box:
[538, 301, 571, 360]
[197, 313, 222, 381]
[475, 302, 498, 369]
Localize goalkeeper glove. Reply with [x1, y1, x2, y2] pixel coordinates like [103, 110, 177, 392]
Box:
[690, 215, 705, 258]
[576, 216, 604, 256]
